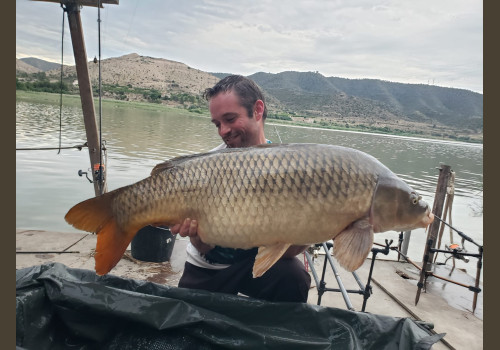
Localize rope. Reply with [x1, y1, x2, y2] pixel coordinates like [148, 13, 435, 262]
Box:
[97, 0, 106, 195]
[58, 4, 67, 154]
[16, 144, 88, 151]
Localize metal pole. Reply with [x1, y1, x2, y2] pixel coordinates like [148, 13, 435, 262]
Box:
[473, 247, 483, 313]
[66, 3, 105, 196]
[304, 251, 324, 305]
[401, 231, 411, 256]
[322, 243, 355, 311]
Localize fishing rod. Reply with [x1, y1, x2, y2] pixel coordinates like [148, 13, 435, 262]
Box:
[378, 242, 482, 292]
[433, 215, 482, 248]
[414, 215, 483, 312]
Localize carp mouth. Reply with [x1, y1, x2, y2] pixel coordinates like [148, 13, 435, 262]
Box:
[420, 210, 435, 228]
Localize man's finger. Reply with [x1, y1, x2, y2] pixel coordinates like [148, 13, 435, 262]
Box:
[188, 220, 198, 236]
[179, 218, 192, 237]
[170, 224, 181, 234]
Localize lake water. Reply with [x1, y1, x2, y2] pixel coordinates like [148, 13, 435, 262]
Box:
[16, 98, 483, 278]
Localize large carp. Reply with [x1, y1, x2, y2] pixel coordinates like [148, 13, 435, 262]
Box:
[65, 143, 433, 277]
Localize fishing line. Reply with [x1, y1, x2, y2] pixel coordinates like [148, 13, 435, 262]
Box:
[97, 0, 106, 195]
[123, 0, 139, 47]
[274, 125, 283, 143]
[58, 4, 67, 155]
[16, 144, 88, 151]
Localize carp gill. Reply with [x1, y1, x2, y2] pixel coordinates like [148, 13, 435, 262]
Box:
[65, 143, 434, 277]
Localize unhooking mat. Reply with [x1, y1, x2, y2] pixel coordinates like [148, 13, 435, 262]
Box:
[16, 263, 444, 349]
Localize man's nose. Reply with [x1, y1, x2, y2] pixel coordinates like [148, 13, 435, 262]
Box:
[219, 123, 231, 136]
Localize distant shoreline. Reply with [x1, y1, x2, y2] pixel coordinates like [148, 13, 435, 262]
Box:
[16, 90, 483, 145]
[267, 121, 483, 148]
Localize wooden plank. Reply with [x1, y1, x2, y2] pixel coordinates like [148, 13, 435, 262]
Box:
[16, 230, 188, 287]
[16, 230, 89, 252]
[31, 0, 119, 8]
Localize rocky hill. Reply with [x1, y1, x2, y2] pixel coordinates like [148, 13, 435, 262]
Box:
[19, 57, 62, 71]
[54, 53, 217, 101]
[16, 59, 42, 74]
[17, 54, 483, 142]
[250, 71, 483, 138]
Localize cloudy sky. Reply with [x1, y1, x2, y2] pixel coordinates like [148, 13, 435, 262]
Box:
[16, 0, 483, 93]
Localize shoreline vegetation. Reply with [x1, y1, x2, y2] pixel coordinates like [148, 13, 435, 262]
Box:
[16, 90, 482, 145]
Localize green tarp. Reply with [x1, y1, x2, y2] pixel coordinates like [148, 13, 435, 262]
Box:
[16, 263, 443, 349]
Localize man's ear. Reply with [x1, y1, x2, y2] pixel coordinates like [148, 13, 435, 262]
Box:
[253, 100, 265, 121]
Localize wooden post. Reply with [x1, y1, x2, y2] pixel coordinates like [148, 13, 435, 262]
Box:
[66, 3, 104, 196]
[32, 0, 119, 196]
[426, 164, 452, 265]
[415, 164, 452, 305]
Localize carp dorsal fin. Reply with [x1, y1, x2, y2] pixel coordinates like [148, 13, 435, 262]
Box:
[151, 160, 175, 176]
[150, 152, 215, 176]
[333, 218, 374, 272]
[253, 243, 291, 278]
[151, 144, 291, 176]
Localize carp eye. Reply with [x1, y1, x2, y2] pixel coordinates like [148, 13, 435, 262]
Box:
[411, 194, 420, 205]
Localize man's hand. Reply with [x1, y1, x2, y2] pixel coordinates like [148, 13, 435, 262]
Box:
[170, 218, 213, 254]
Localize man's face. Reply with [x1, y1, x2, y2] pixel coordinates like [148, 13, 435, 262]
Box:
[209, 91, 262, 148]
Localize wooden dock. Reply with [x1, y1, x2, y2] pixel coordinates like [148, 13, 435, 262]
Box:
[16, 229, 482, 350]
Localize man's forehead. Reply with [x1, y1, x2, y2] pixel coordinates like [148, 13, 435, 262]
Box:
[209, 91, 243, 114]
[209, 90, 238, 103]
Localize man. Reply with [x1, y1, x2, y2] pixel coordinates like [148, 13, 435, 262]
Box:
[170, 75, 311, 302]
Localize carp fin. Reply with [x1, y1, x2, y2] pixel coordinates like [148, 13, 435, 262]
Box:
[65, 190, 136, 275]
[333, 219, 374, 272]
[151, 150, 223, 176]
[151, 143, 296, 176]
[253, 243, 292, 278]
[94, 220, 136, 275]
[65, 191, 116, 233]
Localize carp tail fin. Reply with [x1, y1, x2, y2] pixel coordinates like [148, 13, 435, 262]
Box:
[65, 191, 116, 233]
[333, 219, 374, 272]
[253, 243, 291, 278]
[93, 219, 136, 275]
[65, 190, 135, 275]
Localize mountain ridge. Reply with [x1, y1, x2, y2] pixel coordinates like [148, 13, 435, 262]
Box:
[16, 54, 482, 142]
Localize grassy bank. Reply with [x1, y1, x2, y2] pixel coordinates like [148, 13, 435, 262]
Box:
[16, 90, 202, 117]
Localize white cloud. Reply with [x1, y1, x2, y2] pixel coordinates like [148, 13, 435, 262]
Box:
[16, 0, 483, 93]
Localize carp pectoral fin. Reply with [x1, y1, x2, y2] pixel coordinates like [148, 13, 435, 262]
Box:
[333, 219, 374, 272]
[252, 243, 292, 278]
[94, 219, 136, 275]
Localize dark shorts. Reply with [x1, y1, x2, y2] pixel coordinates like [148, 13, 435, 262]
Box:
[178, 255, 311, 303]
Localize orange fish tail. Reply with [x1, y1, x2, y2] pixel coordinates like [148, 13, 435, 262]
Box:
[64, 191, 116, 233]
[65, 190, 136, 275]
[94, 219, 137, 275]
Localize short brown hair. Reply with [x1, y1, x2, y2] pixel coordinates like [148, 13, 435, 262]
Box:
[203, 75, 267, 120]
